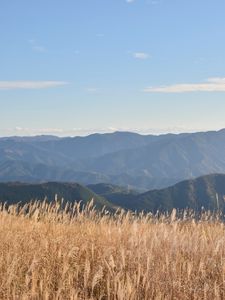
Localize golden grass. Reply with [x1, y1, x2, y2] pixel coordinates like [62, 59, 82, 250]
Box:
[0, 200, 225, 299]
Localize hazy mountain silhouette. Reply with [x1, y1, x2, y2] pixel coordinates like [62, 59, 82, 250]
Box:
[1, 129, 225, 189]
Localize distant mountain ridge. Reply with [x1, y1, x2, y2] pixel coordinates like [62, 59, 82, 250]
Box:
[1, 129, 225, 189]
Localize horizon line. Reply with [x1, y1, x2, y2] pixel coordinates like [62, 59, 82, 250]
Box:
[0, 128, 224, 139]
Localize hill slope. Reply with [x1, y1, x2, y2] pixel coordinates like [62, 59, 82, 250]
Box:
[87, 182, 140, 205]
[0, 182, 116, 211]
[0, 174, 225, 213]
[106, 174, 225, 213]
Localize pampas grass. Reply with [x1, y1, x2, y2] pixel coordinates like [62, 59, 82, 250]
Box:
[0, 199, 225, 299]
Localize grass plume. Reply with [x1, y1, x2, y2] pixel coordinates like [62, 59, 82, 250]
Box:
[0, 199, 225, 299]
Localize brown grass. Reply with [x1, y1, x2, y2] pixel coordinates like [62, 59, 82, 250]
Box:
[0, 199, 225, 299]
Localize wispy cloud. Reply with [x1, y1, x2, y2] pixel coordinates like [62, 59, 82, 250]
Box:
[126, 0, 135, 3]
[13, 127, 65, 135]
[7, 126, 119, 136]
[96, 33, 104, 38]
[144, 78, 225, 93]
[0, 81, 68, 90]
[29, 39, 46, 53]
[133, 52, 150, 60]
[87, 87, 99, 93]
[151, 0, 160, 4]
[32, 45, 46, 53]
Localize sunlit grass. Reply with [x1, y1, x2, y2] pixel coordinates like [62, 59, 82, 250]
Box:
[0, 199, 225, 299]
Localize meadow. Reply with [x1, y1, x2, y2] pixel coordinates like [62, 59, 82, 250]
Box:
[0, 199, 225, 299]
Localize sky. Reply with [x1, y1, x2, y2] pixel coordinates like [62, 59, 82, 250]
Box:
[1, 0, 225, 137]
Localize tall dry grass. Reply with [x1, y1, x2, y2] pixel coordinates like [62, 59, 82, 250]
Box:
[0, 199, 225, 299]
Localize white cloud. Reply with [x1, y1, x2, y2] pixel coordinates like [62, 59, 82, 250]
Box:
[126, 0, 135, 3]
[144, 77, 225, 93]
[96, 33, 104, 38]
[2, 125, 225, 138]
[29, 39, 46, 53]
[87, 87, 99, 93]
[32, 45, 46, 53]
[15, 126, 23, 131]
[133, 52, 150, 60]
[13, 127, 65, 135]
[3, 126, 223, 137]
[6, 127, 119, 137]
[0, 81, 68, 90]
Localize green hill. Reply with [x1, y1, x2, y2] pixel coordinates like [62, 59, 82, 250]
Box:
[108, 174, 225, 213]
[0, 182, 116, 211]
[1, 174, 225, 213]
[87, 183, 139, 206]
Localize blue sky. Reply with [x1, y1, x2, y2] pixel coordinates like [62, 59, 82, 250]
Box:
[1, 0, 225, 136]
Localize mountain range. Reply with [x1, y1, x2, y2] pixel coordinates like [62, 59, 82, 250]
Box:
[0, 174, 225, 213]
[1, 129, 225, 190]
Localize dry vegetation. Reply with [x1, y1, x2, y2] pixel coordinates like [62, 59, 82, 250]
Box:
[1, 200, 225, 299]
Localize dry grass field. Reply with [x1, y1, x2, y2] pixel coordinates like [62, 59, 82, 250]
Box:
[0, 200, 225, 299]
